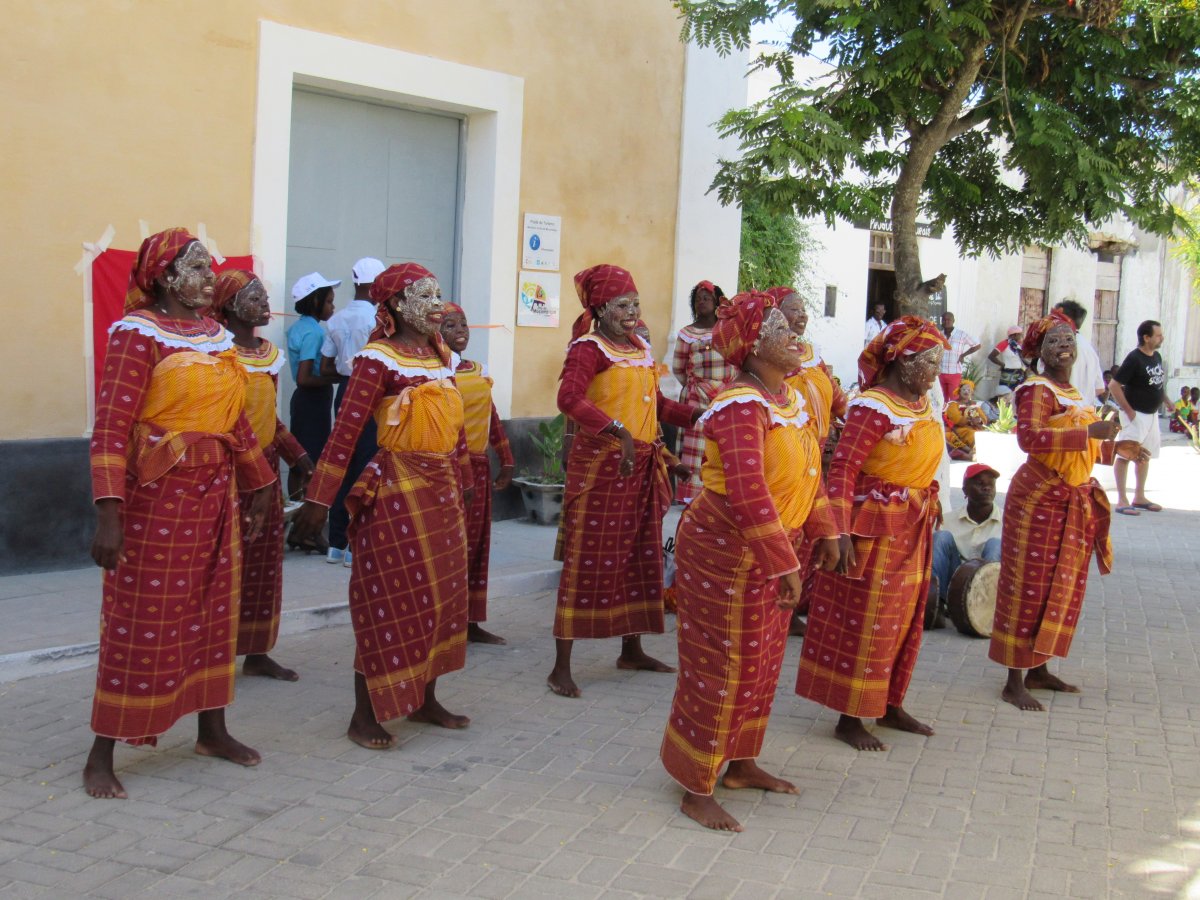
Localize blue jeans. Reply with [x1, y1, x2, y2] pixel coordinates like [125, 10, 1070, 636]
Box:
[931, 531, 1001, 601]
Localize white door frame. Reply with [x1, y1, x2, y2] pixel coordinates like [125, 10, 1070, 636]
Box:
[253, 21, 524, 415]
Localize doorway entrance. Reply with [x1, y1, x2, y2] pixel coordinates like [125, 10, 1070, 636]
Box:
[866, 231, 896, 321]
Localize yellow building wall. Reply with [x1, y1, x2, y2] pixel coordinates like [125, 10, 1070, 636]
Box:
[0, 1, 685, 439]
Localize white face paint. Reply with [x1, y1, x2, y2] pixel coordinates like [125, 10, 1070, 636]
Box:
[752, 307, 804, 371]
[896, 346, 943, 394]
[165, 242, 215, 309]
[230, 279, 270, 327]
[396, 276, 444, 336]
[597, 293, 641, 339]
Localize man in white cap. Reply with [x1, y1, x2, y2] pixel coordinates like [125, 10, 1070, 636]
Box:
[988, 324, 1027, 392]
[319, 257, 386, 565]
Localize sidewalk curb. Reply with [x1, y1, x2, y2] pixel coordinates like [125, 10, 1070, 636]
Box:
[0, 565, 562, 685]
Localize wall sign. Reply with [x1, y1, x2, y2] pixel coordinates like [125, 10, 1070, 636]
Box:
[522, 213, 561, 270]
[516, 270, 560, 328]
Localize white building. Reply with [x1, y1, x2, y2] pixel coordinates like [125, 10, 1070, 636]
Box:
[748, 52, 1200, 398]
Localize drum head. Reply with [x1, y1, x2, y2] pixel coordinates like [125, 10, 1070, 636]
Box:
[947, 560, 1000, 638]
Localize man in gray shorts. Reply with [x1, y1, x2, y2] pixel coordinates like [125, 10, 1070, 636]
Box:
[1108, 320, 1168, 515]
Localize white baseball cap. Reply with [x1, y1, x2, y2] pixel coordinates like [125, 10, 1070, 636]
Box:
[291, 272, 341, 301]
[352, 257, 386, 285]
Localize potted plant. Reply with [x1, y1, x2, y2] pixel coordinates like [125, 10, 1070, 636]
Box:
[513, 413, 566, 525]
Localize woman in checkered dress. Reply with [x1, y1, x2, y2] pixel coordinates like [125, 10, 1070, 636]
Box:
[670, 281, 732, 503]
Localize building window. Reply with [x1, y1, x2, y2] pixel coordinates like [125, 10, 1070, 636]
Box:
[1184, 282, 1200, 365]
[1092, 253, 1122, 370]
[868, 232, 894, 269]
[1018, 246, 1051, 327]
[823, 285, 838, 318]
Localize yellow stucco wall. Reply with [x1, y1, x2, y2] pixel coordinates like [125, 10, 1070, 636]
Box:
[0, 1, 685, 439]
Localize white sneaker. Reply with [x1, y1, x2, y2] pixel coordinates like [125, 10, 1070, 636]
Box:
[326, 547, 345, 564]
[343, 550, 353, 568]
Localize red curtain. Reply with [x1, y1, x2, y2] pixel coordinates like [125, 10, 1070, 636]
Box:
[91, 249, 254, 397]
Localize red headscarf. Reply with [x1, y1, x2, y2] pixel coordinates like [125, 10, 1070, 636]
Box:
[1021, 309, 1077, 361]
[763, 285, 798, 305]
[209, 270, 257, 324]
[125, 227, 198, 313]
[443, 302, 466, 320]
[711, 290, 776, 368]
[571, 264, 638, 340]
[367, 262, 451, 365]
[858, 315, 950, 389]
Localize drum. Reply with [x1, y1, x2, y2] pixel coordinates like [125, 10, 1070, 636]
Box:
[947, 559, 1000, 638]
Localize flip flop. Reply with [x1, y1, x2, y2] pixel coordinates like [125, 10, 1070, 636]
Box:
[1132, 502, 1163, 512]
[1115, 505, 1140, 516]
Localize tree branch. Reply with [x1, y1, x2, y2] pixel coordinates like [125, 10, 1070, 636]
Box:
[946, 105, 995, 140]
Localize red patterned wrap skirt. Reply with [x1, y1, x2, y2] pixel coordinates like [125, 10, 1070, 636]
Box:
[235, 445, 284, 656]
[661, 491, 794, 794]
[554, 431, 671, 640]
[464, 452, 494, 623]
[92, 439, 242, 745]
[346, 449, 469, 722]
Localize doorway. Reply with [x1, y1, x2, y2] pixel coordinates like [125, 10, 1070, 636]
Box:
[866, 231, 897, 321]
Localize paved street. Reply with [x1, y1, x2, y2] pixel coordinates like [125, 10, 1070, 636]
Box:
[1, 446, 1199, 898]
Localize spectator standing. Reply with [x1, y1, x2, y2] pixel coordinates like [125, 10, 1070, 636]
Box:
[1053, 300, 1105, 402]
[988, 325, 1027, 391]
[1109, 320, 1168, 515]
[864, 302, 887, 345]
[937, 312, 980, 400]
[319, 257, 386, 565]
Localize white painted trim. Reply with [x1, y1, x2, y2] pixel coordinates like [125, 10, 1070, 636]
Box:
[669, 41, 747, 338]
[252, 21, 523, 415]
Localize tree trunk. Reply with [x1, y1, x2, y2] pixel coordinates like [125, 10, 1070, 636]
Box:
[890, 39, 991, 320]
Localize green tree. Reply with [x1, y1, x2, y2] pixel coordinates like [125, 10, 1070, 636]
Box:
[1174, 182, 1200, 289]
[678, 0, 1200, 316]
[738, 195, 821, 294]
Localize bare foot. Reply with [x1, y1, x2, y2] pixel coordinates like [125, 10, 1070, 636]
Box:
[467, 623, 507, 645]
[1025, 667, 1079, 693]
[83, 739, 126, 799]
[242, 653, 299, 682]
[346, 713, 396, 749]
[407, 697, 470, 729]
[1001, 681, 1045, 711]
[877, 704, 935, 736]
[722, 759, 799, 794]
[616, 651, 677, 673]
[680, 791, 743, 832]
[834, 715, 888, 751]
[547, 668, 581, 698]
[194, 734, 261, 767]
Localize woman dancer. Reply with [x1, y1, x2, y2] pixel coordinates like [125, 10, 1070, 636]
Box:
[769, 286, 847, 448]
[440, 303, 515, 645]
[670, 281, 730, 503]
[795, 317, 949, 751]
[548, 264, 700, 698]
[990, 312, 1144, 710]
[85, 229, 276, 798]
[291, 264, 474, 747]
[661, 291, 839, 832]
[211, 270, 314, 681]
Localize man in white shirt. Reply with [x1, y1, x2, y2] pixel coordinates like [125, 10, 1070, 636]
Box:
[864, 302, 887, 345]
[937, 312, 981, 400]
[929, 464, 1002, 626]
[320, 257, 386, 565]
[1053, 300, 1105, 402]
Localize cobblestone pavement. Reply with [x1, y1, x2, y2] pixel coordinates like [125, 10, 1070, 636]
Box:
[1, 454, 1199, 898]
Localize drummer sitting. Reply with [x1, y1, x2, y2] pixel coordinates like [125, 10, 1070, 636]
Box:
[931, 463, 1003, 616]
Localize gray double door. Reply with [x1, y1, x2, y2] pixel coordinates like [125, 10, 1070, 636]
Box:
[284, 86, 463, 330]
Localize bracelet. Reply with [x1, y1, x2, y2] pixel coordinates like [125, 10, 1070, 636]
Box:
[609, 419, 625, 434]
